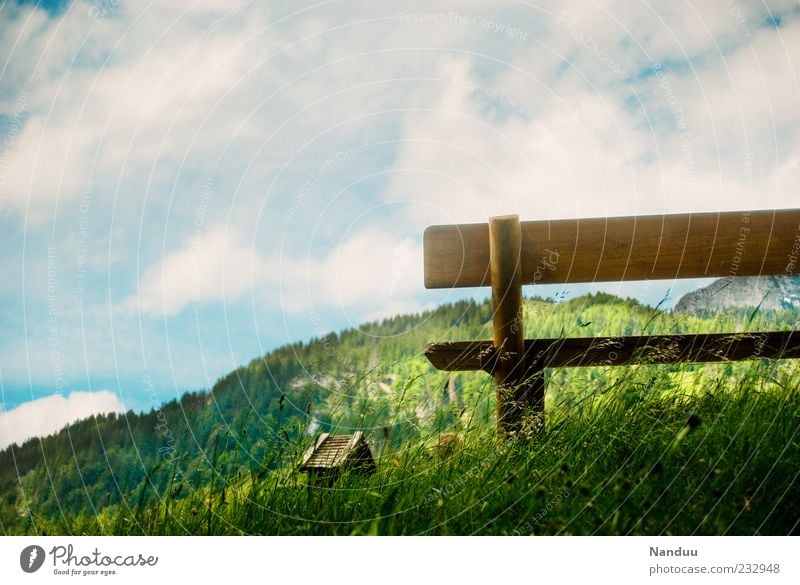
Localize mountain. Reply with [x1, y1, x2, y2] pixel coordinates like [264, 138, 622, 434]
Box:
[0, 296, 499, 532]
[1, 292, 797, 534]
[674, 275, 800, 313]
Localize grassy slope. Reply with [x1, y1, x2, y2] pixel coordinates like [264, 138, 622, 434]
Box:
[9, 294, 800, 535]
[83, 355, 800, 535]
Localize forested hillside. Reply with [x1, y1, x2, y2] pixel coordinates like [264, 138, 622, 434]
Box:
[1, 292, 798, 535]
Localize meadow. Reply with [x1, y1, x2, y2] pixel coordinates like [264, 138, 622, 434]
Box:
[4, 294, 799, 535]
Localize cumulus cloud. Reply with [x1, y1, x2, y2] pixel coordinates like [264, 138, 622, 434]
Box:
[381, 59, 643, 227]
[1, 0, 799, 396]
[383, 17, 800, 228]
[0, 0, 275, 222]
[124, 225, 267, 316]
[0, 390, 125, 449]
[276, 227, 425, 321]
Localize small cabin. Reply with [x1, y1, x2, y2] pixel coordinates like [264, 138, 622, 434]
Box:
[300, 432, 376, 482]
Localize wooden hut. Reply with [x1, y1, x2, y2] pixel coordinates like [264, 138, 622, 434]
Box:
[300, 432, 375, 483]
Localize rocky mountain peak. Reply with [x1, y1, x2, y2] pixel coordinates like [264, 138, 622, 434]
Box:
[674, 275, 800, 313]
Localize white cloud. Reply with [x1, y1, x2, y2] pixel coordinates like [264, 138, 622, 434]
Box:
[0, 0, 276, 223]
[382, 14, 800, 227]
[276, 227, 425, 321]
[125, 225, 266, 316]
[382, 56, 658, 224]
[1, 0, 799, 397]
[0, 390, 125, 449]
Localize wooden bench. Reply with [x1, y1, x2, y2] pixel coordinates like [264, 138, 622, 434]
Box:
[423, 209, 800, 436]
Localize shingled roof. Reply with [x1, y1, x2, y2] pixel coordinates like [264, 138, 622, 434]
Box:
[300, 432, 375, 478]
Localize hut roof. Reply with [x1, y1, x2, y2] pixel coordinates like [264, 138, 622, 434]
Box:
[300, 432, 375, 475]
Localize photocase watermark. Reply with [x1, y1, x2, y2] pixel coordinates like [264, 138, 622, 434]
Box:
[423, 449, 505, 504]
[652, 61, 695, 194]
[599, 336, 625, 366]
[284, 143, 369, 223]
[143, 374, 177, 462]
[307, 304, 367, 370]
[451, 79, 537, 124]
[190, 176, 216, 302]
[721, 208, 753, 283]
[0, 91, 28, 215]
[47, 246, 65, 395]
[87, 0, 119, 20]
[531, 248, 560, 284]
[74, 180, 93, 295]
[721, 154, 756, 281]
[509, 249, 560, 336]
[512, 489, 570, 535]
[398, 12, 529, 41]
[556, 12, 629, 80]
[390, 239, 415, 294]
[138, 2, 251, 119]
[449, 12, 529, 41]
[722, 0, 753, 38]
[307, 304, 337, 359]
[301, 303, 395, 393]
[49, 544, 158, 576]
[21, 543, 158, 576]
[743, 150, 754, 198]
[786, 234, 800, 277]
[685, 161, 756, 314]
[20, 545, 46, 573]
[784, 215, 800, 278]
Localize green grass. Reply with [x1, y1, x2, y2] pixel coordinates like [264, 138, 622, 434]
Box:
[63, 359, 799, 536]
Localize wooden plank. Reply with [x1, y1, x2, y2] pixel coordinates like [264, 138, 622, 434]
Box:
[425, 331, 800, 371]
[426, 340, 495, 371]
[300, 433, 329, 468]
[423, 208, 800, 288]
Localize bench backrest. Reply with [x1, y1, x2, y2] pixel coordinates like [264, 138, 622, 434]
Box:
[424, 209, 800, 289]
[422, 208, 800, 435]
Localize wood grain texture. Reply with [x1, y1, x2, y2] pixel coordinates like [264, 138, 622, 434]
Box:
[423, 208, 800, 288]
[489, 215, 525, 385]
[425, 331, 800, 371]
[488, 215, 539, 433]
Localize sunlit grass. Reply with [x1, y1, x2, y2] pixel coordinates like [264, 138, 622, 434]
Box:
[61, 359, 800, 536]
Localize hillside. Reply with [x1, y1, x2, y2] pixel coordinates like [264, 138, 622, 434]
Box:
[1, 292, 799, 535]
[675, 275, 800, 313]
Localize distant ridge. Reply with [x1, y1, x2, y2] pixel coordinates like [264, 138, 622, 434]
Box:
[674, 275, 800, 313]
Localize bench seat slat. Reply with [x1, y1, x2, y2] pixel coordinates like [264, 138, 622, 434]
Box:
[425, 331, 800, 371]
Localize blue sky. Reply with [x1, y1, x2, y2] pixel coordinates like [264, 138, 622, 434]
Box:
[1, 0, 799, 446]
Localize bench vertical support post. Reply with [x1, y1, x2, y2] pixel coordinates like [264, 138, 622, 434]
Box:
[489, 215, 541, 436]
